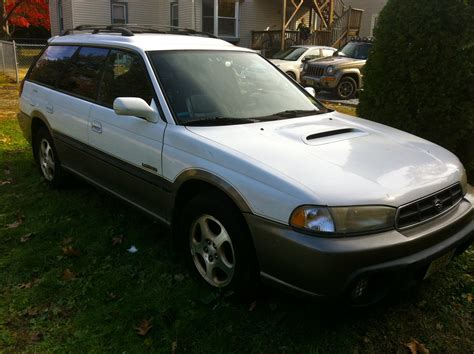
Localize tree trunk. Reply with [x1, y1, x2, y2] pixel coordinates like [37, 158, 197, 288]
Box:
[1, 0, 27, 38]
[0, 0, 8, 37]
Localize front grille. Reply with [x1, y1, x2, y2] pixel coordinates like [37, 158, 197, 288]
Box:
[306, 65, 325, 77]
[396, 183, 464, 229]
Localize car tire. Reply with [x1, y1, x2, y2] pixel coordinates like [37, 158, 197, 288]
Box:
[33, 127, 67, 187]
[286, 71, 297, 81]
[336, 76, 357, 100]
[178, 191, 259, 298]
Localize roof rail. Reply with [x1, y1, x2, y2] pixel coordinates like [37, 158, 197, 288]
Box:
[62, 25, 135, 36]
[61, 24, 216, 38]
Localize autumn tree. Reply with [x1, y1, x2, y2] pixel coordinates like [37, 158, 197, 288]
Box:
[0, 0, 50, 37]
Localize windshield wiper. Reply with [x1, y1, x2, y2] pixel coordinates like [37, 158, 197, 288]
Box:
[184, 117, 258, 126]
[269, 110, 322, 118]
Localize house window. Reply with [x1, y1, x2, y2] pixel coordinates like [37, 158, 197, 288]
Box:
[170, 2, 179, 27]
[111, 3, 128, 24]
[370, 14, 379, 37]
[58, 0, 64, 32]
[202, 0, 239, 38]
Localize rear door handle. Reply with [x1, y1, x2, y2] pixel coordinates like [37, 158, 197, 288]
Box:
[45, 104, 54, 114]
[91, 121, 102, 134]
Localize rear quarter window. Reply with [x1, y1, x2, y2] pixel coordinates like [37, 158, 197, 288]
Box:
[28, 45, 79, 87]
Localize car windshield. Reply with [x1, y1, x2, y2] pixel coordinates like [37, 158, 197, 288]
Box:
[271, 47, 307, 61]
[338, 42, 372, 60]
[149, 50, 327, 125]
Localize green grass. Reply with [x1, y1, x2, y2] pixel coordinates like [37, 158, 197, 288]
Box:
[0, 74, 473, 352]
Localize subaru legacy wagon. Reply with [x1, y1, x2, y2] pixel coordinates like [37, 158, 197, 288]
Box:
[18, 26, 473, 305]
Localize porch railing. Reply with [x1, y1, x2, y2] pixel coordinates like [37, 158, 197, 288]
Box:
[251, 7, 364, 57]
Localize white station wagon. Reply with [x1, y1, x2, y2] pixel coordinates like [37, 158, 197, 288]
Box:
[18, 26, 473, 305]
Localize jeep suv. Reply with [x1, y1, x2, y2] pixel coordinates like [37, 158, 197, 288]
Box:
[301, 39, 373, 100]
[17, 26, 473, 304]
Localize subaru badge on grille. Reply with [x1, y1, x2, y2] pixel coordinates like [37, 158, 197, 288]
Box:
[434, 198, 443, 211]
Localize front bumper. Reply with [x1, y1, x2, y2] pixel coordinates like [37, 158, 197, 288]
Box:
[245, 198, 474, 303]
[301, 74, 339, 89]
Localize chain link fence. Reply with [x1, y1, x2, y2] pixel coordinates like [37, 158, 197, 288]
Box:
[0, 38, 47, 83]
[0, 40, 19, 82]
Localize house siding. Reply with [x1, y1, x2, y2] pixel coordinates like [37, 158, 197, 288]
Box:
[239, 0, 282, 48]
[50, 0, 75, 36]
[71, 0, 111, 28]
[344, 0, 387, 37]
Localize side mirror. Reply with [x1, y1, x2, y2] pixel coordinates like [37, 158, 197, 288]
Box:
[301, 56, 310, 63]
[333, 51, 339, 57]
[113, 97, 158, 123]
[305, 87, 316, 97]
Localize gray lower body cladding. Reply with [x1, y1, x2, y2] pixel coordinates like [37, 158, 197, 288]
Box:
[245, 200, 473, 299]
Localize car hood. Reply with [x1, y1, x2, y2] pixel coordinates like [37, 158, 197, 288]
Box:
[186, 112, 463, 207]
[309, 56, 365, 67]
[269, 59, 297, 67]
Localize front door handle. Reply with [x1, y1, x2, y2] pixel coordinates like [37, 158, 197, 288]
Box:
[91, 121, 102, 134]
[45, 104, 54, 114]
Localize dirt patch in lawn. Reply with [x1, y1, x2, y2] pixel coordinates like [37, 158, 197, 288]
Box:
[0, 74, 20, 121]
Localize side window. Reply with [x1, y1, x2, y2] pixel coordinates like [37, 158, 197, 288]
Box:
[305, 49, 322, 60]
[57, 46, 109, 100]
[28, 46, 78, 87]
[98, 50, 154, 107]
[322, 49, 336, 57]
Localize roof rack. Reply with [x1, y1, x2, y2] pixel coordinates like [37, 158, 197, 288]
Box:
[61, 24, 216, 39]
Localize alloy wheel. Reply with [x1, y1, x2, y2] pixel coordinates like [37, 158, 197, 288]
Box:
[189, 214, 236, 287]
[39, 138, 55, 181]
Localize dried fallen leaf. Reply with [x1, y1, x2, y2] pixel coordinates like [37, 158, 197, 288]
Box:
[249, 301, 257, 312]
[62, 245, 81, 257]
[62, 237, 74, 245]
[0, 180, 11, 185]
[135, 318, 153, 336]
[61, 268, 76, 281]
[20, 233, 33, 243]
[17, 282, 32, 289]
[466, 293, 473, 303]
[403, 339, 430, 354]
[172, 341, 178, 354]
[30, 331, 43, 342]
[112, 234, 124, 246]
[6, 219, 22, 229]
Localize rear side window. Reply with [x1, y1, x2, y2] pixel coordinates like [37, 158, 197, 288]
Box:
[57, 46, 110, 100]
[29, 46, 78, 87]
[98, 49, 153, 107]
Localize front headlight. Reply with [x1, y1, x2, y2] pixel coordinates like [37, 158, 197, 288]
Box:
[326, 66, 335, 75]
[290, 207, 335, 232]
[290, 206, 396, 235]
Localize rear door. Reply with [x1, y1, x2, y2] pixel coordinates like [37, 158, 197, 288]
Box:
[49, 46, 109, 176]
[87, 49, 169, 219]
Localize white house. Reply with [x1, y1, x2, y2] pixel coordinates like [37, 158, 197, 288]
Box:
[49, 0, 284, 49]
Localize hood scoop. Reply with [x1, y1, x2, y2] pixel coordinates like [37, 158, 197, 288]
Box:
[304, 127, 368, 146]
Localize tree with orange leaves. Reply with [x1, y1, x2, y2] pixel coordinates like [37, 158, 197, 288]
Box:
[1, 0, 50, 37]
